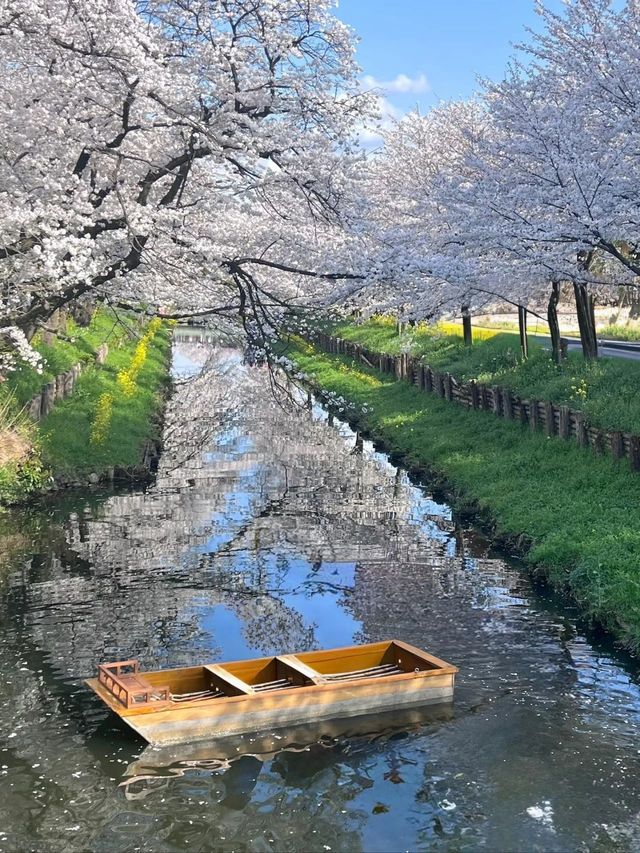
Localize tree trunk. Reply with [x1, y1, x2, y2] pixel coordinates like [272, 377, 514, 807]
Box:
[518, 305, 529, 359]
[461, 304, 472, 347]
[547, 281, 562, 364]
[573, 280, 598, 359]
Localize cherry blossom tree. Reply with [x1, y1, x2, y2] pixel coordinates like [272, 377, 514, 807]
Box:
[0, 0, 372, 368]
[346, 103, 488, 321]
[352, 0, 640, 361]
[348, 102, 553, 355]
[444, 0, 640, 358]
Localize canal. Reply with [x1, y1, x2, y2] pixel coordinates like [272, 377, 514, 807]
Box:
[1, 335, 640, 851]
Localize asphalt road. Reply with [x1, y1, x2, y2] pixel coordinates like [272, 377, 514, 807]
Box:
[562, 336, 640, 361]
[474, 326, 640, 362]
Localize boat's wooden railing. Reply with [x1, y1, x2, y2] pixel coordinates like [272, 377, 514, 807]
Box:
[98, 660, 170, 709]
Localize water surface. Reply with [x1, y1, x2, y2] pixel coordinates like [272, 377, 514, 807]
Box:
[1, 336, 640, 851]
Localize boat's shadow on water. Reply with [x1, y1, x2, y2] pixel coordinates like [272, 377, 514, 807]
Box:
[110, 703, 454, 802]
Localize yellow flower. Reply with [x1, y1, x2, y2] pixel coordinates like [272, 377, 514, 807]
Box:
[116, 319, 161, 397]
[90, 393, 114, 444]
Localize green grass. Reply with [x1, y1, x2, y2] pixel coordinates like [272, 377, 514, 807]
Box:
[285, 336, 640, 652]
[327, 317, 640, 435]
[5, 310, 133, 406]
[599, 323, 640, 341]
[39, 319, 171, 478]
[0, 310, 172, 499]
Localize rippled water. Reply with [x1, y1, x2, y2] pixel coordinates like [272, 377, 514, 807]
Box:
[2, 334, 640, 851]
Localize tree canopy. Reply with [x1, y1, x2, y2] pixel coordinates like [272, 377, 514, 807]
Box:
[4, 0, 640, 368]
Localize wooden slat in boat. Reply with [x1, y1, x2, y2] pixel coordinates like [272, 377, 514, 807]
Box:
[85, 640, 458, 746]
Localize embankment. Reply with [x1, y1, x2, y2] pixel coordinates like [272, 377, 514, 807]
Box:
[0, 310, 172, 503]
[284, 333, 640, 653]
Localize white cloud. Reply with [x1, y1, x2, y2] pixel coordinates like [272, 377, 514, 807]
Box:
[355, 72, 430, 151]
[362, 72, 430, 95]
[355, 95, 401, 150]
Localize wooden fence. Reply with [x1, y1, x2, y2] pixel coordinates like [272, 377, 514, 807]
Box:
[26, 343, 109, 422]
[27, 363, 84, 421]
[312, 331, 640, 472]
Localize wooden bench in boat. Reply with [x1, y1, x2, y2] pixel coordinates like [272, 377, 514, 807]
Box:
[86, 640, 458, 745]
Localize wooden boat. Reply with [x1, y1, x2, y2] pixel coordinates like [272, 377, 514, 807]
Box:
[86, 639, 458, 746]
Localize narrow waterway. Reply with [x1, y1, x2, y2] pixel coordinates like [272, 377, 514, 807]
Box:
[1, 333, 640, 851]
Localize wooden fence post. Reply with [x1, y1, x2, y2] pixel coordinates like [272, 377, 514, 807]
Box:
[444, 373, 454, 401]
[41, 382, 56, 417]
[559, 406, 571, 439]
[28, 394, 42, 421]
[519, 398, 528, 426]
[611, 430, 624, 461]
[503, 389, 514, 420]
[425, 367, 433, 393]
[593, 429, 606, 455]
[530, 400, 539, 432]
[491, 386, 501, 415]
[55, 375, 65, 401]
[630, 436, 640, 471]
[408, 356, 417, 384]
[575, 414, 588, 448]
[470, 380, 479, 410]
[544, 401, 555, 437]
[480, 384, 490, 411]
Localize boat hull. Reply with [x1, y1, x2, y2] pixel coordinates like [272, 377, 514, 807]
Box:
[88, 672, 454, 745]
[125, 702, 456, 774]
[86, 640, 458, 746]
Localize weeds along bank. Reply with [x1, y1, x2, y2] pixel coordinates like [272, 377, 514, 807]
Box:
[0, 310, 172, 504]
[284, 331, 640, 654]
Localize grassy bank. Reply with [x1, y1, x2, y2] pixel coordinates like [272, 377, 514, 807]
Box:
[329, 317, 640, 435]
[0, 310, 172, 501]
[6, 310, 137, 406]
[41, 317, 171, 481]
[285, 335, 640, 652]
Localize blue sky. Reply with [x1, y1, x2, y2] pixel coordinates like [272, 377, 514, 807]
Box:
[337, 0, 565, 118]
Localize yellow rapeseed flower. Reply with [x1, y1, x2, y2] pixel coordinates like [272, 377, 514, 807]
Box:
[90, 392, 114, 445]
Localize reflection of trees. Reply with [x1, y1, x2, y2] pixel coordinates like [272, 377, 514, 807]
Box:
[49, 342, 466, 669]
[123, 747, 369, 851]
[5, 340, 640, 851]
[4, 338, 615, 702]
[20, 339, 557, 676]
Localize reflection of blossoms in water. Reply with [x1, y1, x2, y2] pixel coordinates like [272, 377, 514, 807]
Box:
[33, 335, 532, 674]
[5, 336, 640, 853]
[160, 350, 250, 478]
[233, 594, 317, 654]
